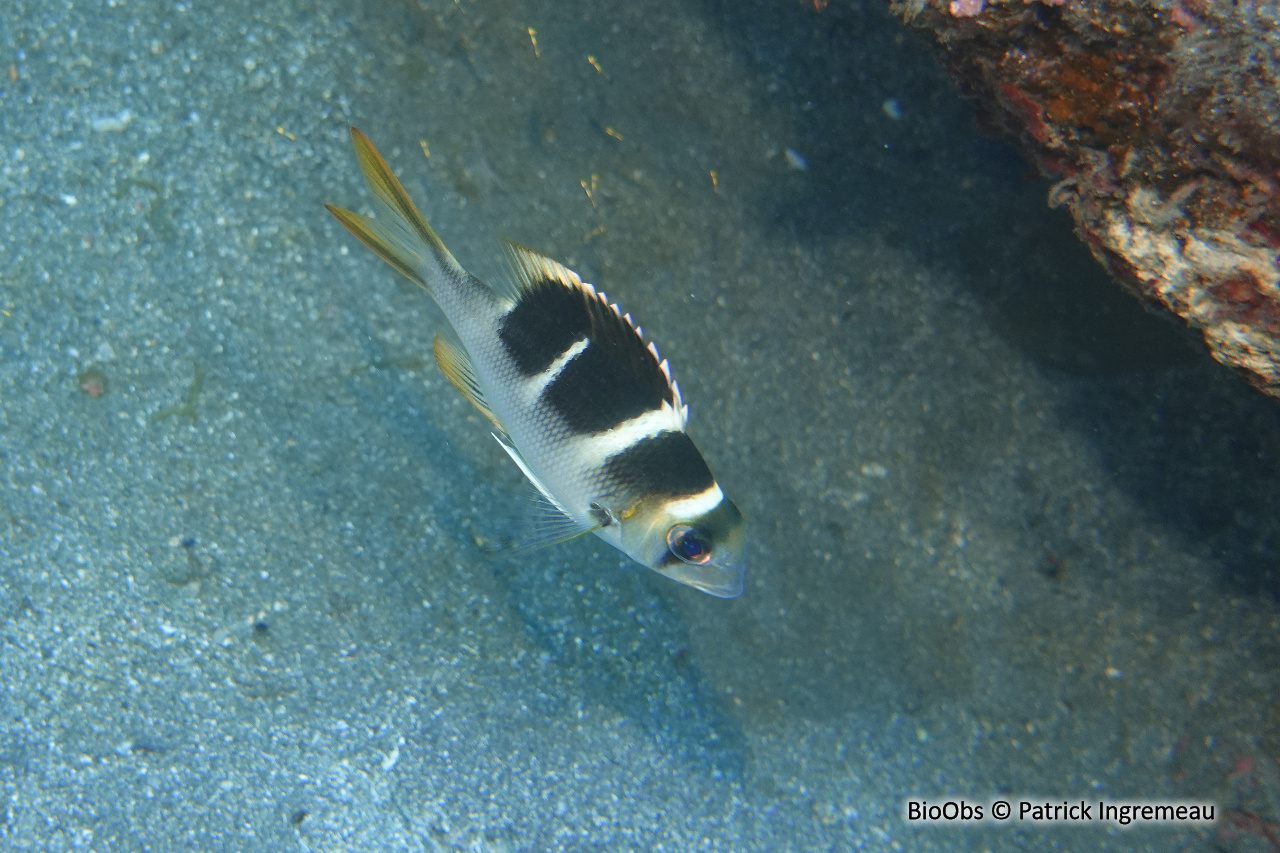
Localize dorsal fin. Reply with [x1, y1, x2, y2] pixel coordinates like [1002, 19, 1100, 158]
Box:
[500, 242, 687, 427]
[432, 334, 504, 431]
[504, 242, 587, 296]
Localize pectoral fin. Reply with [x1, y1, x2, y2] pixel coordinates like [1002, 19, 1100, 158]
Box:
[517, 490, 610, 550]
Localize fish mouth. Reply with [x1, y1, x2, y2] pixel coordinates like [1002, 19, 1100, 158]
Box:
[661, 558, 745, 599]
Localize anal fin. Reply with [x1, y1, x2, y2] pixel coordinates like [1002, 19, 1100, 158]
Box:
[433, 334, 502, 430]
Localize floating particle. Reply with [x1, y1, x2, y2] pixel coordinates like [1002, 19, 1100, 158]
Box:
[860, 462, 889, 478]
[580, 174, 598, 208]
[78, 367, 108, 398]
[90, 108, 135, 133]
[882, 98, 902, 120]
[784, 147, 808, 171]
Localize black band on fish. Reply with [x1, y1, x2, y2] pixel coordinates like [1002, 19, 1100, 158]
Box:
[499, 277, 593, 376]
[601, 431, 716, 498]
[501, 246, 677, 434]
[544, 339, 670, 434]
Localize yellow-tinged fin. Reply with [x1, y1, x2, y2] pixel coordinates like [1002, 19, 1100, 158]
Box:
[325, 127, 460, 290]
[347, 127, 449, 259]
[432, 334, 503, 430]
[324, 204, 426, 286]
[503, 241, 586, 296]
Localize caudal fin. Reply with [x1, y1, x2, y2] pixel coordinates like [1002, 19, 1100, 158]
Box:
[325, 127, 461, 291]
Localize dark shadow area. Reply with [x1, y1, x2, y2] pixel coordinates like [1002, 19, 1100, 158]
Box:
[697, 0, 1280, 599]
[303, 330, 747, 769]
[699, 0, 1198, 372]
[950, 197, 1205, 375]
[489, 542, 747, 779]
[1059, 365, 1280, 599]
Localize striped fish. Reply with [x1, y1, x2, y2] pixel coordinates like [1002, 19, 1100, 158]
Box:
[326, 128, 745, 598]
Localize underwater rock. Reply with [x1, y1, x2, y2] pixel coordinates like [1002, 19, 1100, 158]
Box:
[893, 0, 1280, 396]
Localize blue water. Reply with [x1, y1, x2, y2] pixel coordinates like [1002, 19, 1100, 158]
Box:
[1, 0, 1276, 849]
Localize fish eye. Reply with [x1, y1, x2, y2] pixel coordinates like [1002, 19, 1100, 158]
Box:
[667, 525, 712, 565]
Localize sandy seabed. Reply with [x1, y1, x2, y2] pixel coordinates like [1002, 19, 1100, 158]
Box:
[1, 0, 1277, 850]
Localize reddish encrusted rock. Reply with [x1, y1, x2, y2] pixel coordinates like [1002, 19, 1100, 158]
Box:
[893, 0, 1280, 396]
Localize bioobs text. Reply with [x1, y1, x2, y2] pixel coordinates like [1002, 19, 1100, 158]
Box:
[906, 801, 984, 822]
